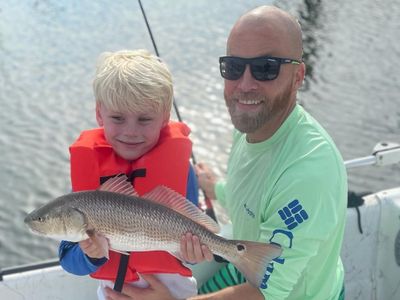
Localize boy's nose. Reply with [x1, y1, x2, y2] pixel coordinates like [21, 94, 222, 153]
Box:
[121, 122, 140, 137]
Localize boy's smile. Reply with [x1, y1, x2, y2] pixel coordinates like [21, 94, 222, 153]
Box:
[96, 103, 169, 161]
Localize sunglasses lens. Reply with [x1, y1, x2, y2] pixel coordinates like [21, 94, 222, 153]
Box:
[251, 58, 280, 81]
[219, 56, 285, 81]
[220, 58, 245, 80]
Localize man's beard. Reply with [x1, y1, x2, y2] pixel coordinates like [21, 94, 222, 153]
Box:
[225, 85, 292, 134]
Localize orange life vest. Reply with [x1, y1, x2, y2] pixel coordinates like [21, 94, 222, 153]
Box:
[69, 121, 193, 282]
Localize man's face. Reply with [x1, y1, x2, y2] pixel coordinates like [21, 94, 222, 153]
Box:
[96, 103, 168, 161]
[223, 22, 303, 141]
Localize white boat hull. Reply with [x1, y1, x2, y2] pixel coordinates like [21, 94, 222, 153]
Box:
[341, 188, 400, 300]
[0, 264, 98, 299]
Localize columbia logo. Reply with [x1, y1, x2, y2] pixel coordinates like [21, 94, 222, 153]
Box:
[278, 199, 308, 230]
[243, 203, 255, 218]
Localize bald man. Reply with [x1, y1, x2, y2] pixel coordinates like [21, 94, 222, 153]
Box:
[104, 5, 347, 300]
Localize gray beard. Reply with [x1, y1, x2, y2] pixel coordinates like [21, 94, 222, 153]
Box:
[226, 84, 293, 134]
[228, 104, 271, 133]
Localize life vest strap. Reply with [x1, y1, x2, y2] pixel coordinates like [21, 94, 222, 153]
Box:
[113, 254, 130, 292]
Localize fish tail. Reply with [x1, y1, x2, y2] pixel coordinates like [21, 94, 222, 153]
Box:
[228, 240, 282, 288]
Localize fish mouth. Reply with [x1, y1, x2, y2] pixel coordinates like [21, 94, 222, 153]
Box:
[25, 222, 46, 235]
[24, 214, 46, 235]
[24, 214, 35, 227]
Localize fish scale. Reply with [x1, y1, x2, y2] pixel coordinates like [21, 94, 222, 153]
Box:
[73, 190, 231, 255]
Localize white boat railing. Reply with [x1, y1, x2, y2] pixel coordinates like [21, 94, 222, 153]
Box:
[0, 259, 59, 281]
[344, 141, 400, 169]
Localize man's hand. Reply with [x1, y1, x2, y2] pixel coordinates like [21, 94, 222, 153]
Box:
[104, 274, 176, 300]
[180, 232, 214, 264]
[194, 163, 218, 200]
[79, 231, 110, 259]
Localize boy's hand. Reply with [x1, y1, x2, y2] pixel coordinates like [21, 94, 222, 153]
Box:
[79, 232, 110, 259]
[104, 274, 176, 300]
[194, 163, 218, 200]
[180, 232, 213, 264]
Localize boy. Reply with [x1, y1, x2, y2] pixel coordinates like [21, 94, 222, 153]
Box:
[59, 49, 199, 299]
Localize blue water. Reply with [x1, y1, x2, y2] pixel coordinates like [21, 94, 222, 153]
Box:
[0, 0, 399, 268]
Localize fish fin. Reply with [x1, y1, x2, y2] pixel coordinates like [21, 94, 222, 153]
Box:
[110, 248, 130, 256]
[98, 174, 139, 197]
[142, 186, 220, 233]
[228, 241, 282, 288]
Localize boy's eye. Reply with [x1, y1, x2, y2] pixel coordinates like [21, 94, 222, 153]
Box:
[111, 116, 124, 122]
[139, 117, 152, 122]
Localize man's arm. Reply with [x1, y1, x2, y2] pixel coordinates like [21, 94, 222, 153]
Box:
[189, 283, 265, 300]
[194, 163, 218, 200]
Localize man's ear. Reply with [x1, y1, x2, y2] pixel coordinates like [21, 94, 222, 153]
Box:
[95, 102, 104, 126]
[293, 62, 306, 90]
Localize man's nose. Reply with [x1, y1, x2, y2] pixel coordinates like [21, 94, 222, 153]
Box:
[236, 65, 258, 92]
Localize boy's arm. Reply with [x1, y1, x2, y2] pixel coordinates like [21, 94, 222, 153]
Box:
[186, 164, 199, 205]
[59, 240, 107, 275]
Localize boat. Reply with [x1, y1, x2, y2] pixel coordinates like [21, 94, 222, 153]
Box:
[341, 141, 400, 300]
[1, 142, 399, 299]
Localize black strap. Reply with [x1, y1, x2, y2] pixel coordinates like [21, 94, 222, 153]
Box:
[113, 254, 130, 292]
[347, 191, 368, 234]
[127, 169, 146, 185]
[100, 169, 147, 186]
[108, 170, 146, 291]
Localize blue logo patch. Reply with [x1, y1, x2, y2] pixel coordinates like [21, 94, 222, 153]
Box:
[278, 199, 309, 230]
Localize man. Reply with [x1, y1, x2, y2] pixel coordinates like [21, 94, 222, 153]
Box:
[104, 5, 347, 300]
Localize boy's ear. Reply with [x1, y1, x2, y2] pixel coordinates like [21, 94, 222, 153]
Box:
[162, 112, 170, 127]
[95, 103, 104, 126]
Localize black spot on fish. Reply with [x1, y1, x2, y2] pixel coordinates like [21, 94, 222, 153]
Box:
[237, 244, 245, 251]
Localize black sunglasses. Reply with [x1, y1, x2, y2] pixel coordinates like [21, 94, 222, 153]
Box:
[219, 55, 301, 81]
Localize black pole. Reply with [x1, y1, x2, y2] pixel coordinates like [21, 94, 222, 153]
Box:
[137, 0, 184, 126]
[137, 0, 217, 221]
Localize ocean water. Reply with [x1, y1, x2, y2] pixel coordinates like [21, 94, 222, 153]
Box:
[0, 0, 399, 269]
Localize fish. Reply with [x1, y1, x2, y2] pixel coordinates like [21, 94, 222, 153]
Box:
[24, 175, 282, 288]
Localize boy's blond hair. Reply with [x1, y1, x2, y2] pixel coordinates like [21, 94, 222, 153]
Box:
[93, 49, 173, 116]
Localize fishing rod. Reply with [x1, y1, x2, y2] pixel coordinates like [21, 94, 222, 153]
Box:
[137, 0, 217, 221]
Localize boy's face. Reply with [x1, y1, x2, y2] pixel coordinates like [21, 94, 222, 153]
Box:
[96, 103, 169, 161]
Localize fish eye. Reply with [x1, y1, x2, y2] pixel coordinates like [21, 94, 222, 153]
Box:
[37, 216, 45, 222]
[237, 244, 245, 252]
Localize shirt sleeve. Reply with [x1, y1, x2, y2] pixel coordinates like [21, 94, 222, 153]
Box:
[258, 159, 346, 299]
[186, 163, 199, 205]
[59, 240, 107, 275]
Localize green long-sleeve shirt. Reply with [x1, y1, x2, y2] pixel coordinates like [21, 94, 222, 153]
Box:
[215, 104, 347, 300]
